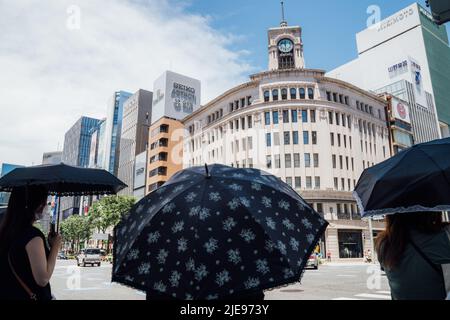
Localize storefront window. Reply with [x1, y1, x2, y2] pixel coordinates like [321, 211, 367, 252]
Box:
[338, 230, 363, 259]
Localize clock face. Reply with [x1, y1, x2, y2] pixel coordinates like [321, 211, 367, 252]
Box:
[278, 39, 294, 53]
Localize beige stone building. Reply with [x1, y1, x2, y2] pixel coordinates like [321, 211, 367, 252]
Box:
[181, 17, 389, 261]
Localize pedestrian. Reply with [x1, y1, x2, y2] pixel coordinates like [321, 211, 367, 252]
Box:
[0, 186, 61, 300]
[327, 251, 331, 262]
[376, 212, 450, 300]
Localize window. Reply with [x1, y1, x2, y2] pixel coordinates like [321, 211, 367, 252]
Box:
[265, 112, 270, 125]
[281, 88, 288, 100]
[337, 134, 341, 147]
[332, 155, 336, 168]
[295, 177, 301, 188]
[241, 117, 245, 130]
[273, 132, 280, 146]
[290, 88, 297, 99]
[378, 109, 382, 119]
[302, 110, 308, 123]
[247, 116, 253, 129]
[248, 136, 253, 150]
[347, 115, 351, 129]
[329, 112, 333, 124]
[242, 138, 246, 151]
[306, 177, 312, 189]
[285, 154, 292, 168]
[305, 153, 311, 167]
[308, 88, 314, 99]
[344, 135, 347, 148]
[339, 155, 343, 169]
[286, 177, 292, 187]
[293, 131, 299, 145]
[345, 96, 349, 105]
[339, 94, 343, 104]
[294, 153, 300, 167]
[247, 96, 252, 106]
[341, 178, 345, 190]
[330, 133, 335, 146]
[283, 110, 289, 123]
[314, 177, 320, 189]
[235, 140, 239, 152]
[326, 91, 332, 101]
[266, 155, 272, 169]
[349, 136, 352, 149]
[235, 119, 239, 131]
[266, 133, 271, 147]
[313, 153, 319, 167]
[356, 101, 360, 110]
[159, 138, 168, 147]
[333, 93, 338, 102]
[300, 88, 306, 99]
[248, 158, 253, 168]
[336, 113, 340, 126]
[348, 179, 351, 191]
[160, 124, 169, 133]
[334, 178, 338, 190]
[291, 110, 298, 123]
[284, 131, 290, 145]
[272, 89, 279, 101]
[312, 131, 317, 145]
[303, 131, 309, 144]
[264, 91, 270, 102]
[275, 154, 281, 168]
[310, 110, 316, 123]
[346, 157, 349, 170]
[316, 203, 323, 214]
[351, 158, 354, 171]
[369, 106, 373, 115]
[342, 114, 346, 127]
[273, 111, 279, 124]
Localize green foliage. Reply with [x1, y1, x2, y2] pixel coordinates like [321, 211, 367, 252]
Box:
[88, 195, 136, 233]
[60, 215, 93, 252]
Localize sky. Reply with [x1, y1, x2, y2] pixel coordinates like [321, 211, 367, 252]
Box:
[0, 0, 448, 166]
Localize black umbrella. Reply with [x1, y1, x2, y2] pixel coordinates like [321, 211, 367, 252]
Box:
[0, 163, 127, 229]
[112, 164, 328, 300]
[354, 137, 450, 218]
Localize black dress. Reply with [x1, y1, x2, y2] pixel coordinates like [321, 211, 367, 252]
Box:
[0, 226, 52, 300]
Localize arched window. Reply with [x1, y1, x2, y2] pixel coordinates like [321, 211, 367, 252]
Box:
[281, 88, 288, 100]
[308, 88, 314, 100]
[290, 88, 297, 99]
[264, 90, 270, 102]
[299, 88, 305, 99]
[272, 89, 279, 101]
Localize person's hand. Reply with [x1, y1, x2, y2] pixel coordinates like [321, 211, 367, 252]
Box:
[48, 233, 62, 249]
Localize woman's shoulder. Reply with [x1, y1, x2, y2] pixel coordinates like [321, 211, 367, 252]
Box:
[16, 226, 45, 247]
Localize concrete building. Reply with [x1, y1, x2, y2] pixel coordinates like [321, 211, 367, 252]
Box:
[118, 89, 153, 196]
[146, 117, 184, 194]
[104, 91, 132, 175]
[327, 3, 450, 142]
[61, 116, 101, 218]
[42, 151, 62, 165]
[182, 13, 390, 261]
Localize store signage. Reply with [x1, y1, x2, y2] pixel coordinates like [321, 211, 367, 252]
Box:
[377, 7, 415, 32]
[388, 60, 408, 78]
[392, 97, 411, 124]
[171, 82, 197, 113]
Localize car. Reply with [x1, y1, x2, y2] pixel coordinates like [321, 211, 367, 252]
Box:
[57, 251, 68, 260]
[306, 254, 319, 270]
[77, 248, 101, 267]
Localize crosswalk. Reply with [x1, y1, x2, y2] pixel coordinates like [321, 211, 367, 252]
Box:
[333, 291, 391, 300]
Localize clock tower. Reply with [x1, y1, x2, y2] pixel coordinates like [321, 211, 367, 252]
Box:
[268, 1, 305, 70]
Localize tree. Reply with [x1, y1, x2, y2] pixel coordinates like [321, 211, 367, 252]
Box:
[88, 195, 136, 252]
[60, 215, 92, 253]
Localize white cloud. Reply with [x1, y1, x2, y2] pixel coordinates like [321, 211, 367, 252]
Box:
[0, 0, 254, 166]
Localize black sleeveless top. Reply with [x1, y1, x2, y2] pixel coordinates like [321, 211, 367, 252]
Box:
[0, 226, 52, 300]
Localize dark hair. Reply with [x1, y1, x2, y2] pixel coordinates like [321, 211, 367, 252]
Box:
[0, 186, 48, 253]
[375, 212, 445, 270]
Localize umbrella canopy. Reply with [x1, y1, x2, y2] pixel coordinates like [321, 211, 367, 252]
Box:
[354, 137, 450, 218]
[113, 164, 328, 300]
[0, 163, 126, 196]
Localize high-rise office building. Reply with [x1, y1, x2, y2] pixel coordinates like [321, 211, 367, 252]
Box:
[327, 3, 450, 142]
[61, 116, 101, 217]
[42, 151, 62, 165]
[104, 91, 132, 175]
[118, 89, 153, 196]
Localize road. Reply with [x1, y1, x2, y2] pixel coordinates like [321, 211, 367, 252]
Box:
[51, 260, 390, 300]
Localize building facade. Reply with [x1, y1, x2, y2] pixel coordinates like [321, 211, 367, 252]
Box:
[104, 91, 132, 175]
[146, 117, 184, 194]
[61, 116, 101, 217]
[118, 89, 153, 196]
[327, 3, 450, 141]
[0, 163, 25, 206]
[88, 119, 107, 169]
[182, 18, 390, 260]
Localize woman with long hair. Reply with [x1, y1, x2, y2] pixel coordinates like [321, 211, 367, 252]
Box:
[376, 212, 450, 300]
[0, 186, 61, 300]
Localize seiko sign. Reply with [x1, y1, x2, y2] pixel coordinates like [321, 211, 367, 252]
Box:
[171, 82, 197, 113]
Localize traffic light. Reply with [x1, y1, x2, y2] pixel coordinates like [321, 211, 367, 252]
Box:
[426, 0, 450, 25]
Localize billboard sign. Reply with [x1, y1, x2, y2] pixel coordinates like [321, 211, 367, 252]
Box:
[391, 97, 411, 124]
[134, 151, 147, 190]
[151, 71, 201, 123]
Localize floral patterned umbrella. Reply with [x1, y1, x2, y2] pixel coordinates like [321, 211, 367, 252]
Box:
[112, 164, 328, 300]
